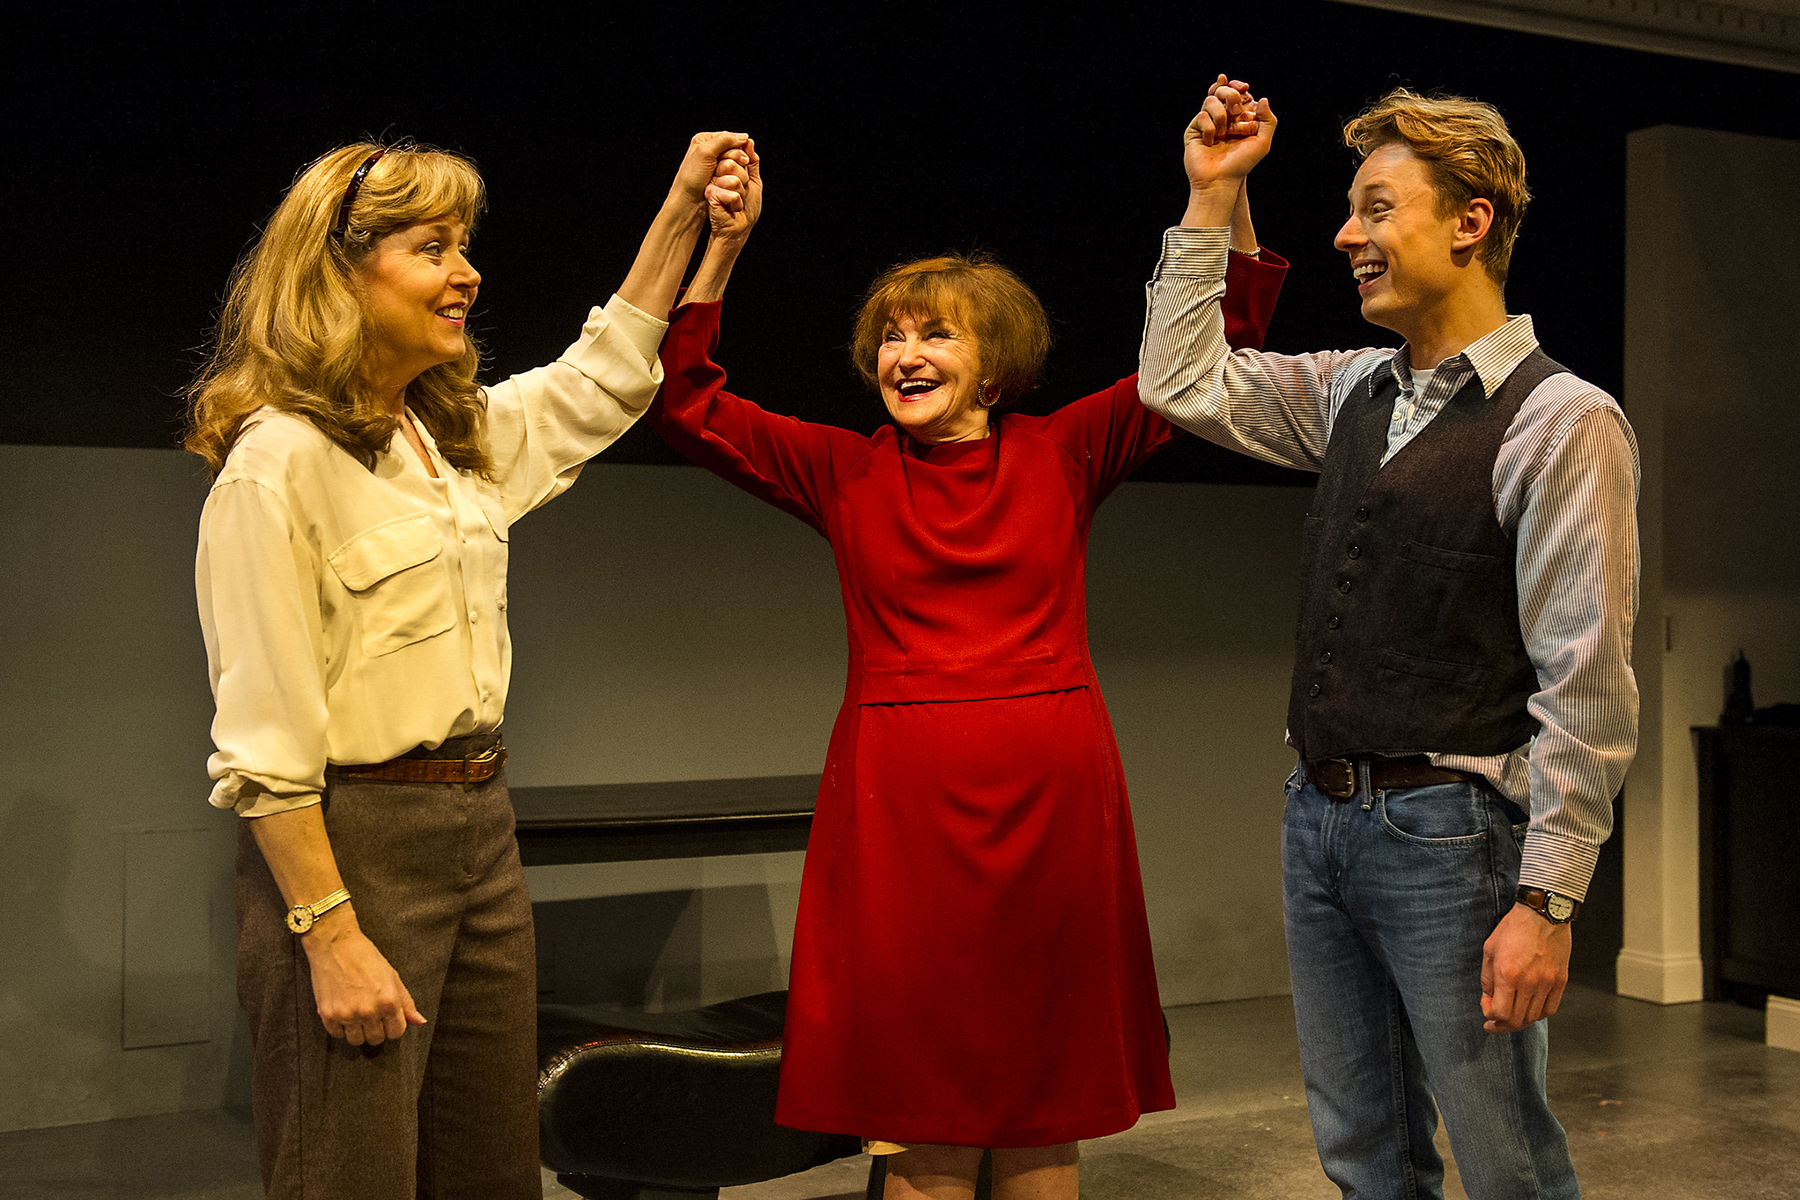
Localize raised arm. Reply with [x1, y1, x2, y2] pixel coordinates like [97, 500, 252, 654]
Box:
[1041, 247, 1288, 500]
[1182, 76, 1275, 231]
[617, 132, 754, 314]
[685, 138, 761, 304]
[1140, 82, 1383, 471]
[651, 152, 868, 534]
[480, 134, 756, 522]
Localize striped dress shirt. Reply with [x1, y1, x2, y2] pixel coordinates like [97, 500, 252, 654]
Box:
[1140, 226, 1640, 900]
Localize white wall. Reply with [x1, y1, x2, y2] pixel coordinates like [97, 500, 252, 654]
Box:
[1620, 126, 1800, 1003]
[0, 445, 1307, 1133]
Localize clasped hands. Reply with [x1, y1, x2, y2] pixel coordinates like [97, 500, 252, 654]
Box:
[666, 130, 762, 242]
[1183, 74, 1277, 228]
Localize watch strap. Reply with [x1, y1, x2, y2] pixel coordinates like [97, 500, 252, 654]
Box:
[286, 887, 352, 934]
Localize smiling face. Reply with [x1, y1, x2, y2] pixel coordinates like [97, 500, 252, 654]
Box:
[877, 311, 991, 444]
[358, 217, 480, 401]
[1333, 143, 1469, 340]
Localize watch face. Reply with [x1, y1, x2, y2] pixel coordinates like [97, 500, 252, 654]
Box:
[286, 906, 315, 934]
[1547, 894, 1575, 922]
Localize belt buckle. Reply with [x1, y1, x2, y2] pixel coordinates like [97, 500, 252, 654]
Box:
[1319, 758, 1357, 801]
[461, 744, 503, 783]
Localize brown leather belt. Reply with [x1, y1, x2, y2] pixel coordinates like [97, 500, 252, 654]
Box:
[1304, 755, 1479, 801]
[327, 741, 507, 785]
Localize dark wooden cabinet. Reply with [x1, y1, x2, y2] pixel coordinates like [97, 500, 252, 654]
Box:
[1694, 726, 1800, 1003]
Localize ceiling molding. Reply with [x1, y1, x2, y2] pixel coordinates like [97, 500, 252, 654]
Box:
[1329, 0, 1800, 73]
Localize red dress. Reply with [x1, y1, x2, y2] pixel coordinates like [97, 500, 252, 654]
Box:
[651, 255, 1284, 1147]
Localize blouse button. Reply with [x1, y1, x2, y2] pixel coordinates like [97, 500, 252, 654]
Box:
[1320, 650, 1333, 664]
[1337, 578, 1353, 595]
[1355, 507, 1370, 523]
[1327, 616, 1341, 630]
[1309, 683, 1323, 698]
[1347, 544, 1361, 559]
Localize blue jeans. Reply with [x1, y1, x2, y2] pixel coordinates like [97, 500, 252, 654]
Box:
[1282, 765, 1580, 1200]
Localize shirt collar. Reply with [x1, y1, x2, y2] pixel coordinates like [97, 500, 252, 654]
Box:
[1391, 314, 1538, 399]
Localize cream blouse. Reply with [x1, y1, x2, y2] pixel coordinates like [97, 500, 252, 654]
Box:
[197, 295, 666, 818]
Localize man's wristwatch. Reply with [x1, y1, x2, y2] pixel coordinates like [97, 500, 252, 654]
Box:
[1515, 885, 1580, 925]
[286, 888, 352, 934]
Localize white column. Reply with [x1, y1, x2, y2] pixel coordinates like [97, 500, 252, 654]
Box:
[1619, 126, 1800, 1005]
[1618, 126, 1703, 1005]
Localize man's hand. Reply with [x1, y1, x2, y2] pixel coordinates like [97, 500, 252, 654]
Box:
[1182, 75, 1276, 227]
[1480, 903, 1573, 1034]
[669, 131, 753, 209]
[704, 140, 762, 242]
[302, 905, 427, 1046]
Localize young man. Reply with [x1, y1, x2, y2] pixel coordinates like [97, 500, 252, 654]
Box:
[1140, 83, 1639, 1198]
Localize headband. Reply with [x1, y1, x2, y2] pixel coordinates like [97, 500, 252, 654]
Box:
[330, 150, 386, 240]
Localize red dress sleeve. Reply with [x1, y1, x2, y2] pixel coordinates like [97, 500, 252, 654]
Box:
[649, 300, 872, 536]
[1224, 247, 1287, 351]
[1038, 246, 1290, 500]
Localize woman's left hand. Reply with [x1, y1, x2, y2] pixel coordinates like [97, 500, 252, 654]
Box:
[705, 141, 762, 242]
[671, 131, 753, 209]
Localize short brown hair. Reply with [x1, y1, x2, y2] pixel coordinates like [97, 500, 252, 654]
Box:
[1343, 89, 1530, 285]
[850, 253, 1052, 411]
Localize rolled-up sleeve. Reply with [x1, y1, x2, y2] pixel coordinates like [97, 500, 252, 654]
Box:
[196, 478, 331, 818]
[483, 292, 670, 522]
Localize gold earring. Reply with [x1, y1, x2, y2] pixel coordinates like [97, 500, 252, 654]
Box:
[978, 379, 997, 408]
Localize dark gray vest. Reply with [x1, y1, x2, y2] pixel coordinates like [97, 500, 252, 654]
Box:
[1287, 350, 1566, 761]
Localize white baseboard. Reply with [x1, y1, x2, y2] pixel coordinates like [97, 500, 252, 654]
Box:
[1615, 947, 1705, 1004]
[1768, 995, 1800, 1053]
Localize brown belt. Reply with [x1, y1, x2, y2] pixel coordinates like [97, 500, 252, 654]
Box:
[1304, 755, 1479, 801]
[327, 741, 507, 785]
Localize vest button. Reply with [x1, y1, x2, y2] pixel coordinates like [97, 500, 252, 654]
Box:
[1320, 650, 1333, 664]
[1309, 683, 1322, 697]
[1327, 616, 1341, 629]
[1348, 544, 1362, 559]
[1356, 506, 1370, 523]
[1337, 578, 1352, 594]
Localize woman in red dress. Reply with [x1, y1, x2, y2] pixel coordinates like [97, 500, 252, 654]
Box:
[655, 149, 1284, 1198]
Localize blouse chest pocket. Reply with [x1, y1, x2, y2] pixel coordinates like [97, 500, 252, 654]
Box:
[327, 513, 456, 657]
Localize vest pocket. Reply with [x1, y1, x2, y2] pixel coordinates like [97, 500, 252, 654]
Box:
[1378, 647, 1495, 688]
[1399, 539, 1503, 574]
[1391, 539, 1508, 682]
[327, 513, 455, 657]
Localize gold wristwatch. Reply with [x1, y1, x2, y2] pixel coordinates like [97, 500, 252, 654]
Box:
[286, 888, 352, 934]
[1515, 885, 1579, 925]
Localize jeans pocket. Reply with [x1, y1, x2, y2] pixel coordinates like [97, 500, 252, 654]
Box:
[1378, 782, 1490, 847]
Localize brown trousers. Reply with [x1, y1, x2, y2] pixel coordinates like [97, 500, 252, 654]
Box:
[235, 736, 540, 1200]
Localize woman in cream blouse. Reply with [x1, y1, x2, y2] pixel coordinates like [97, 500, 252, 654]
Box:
[187, 134, 750, 1200]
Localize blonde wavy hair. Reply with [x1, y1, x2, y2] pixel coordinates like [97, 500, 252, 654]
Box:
[850, 253, 1052, 413]
[185, 140, 492, 476]
[1344, 89, 1530, 285]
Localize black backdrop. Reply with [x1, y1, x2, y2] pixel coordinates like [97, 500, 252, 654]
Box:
[10, 1, 1800, 484]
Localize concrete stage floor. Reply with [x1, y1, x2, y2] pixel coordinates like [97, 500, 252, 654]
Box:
[4, 977, 1796, 1200]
